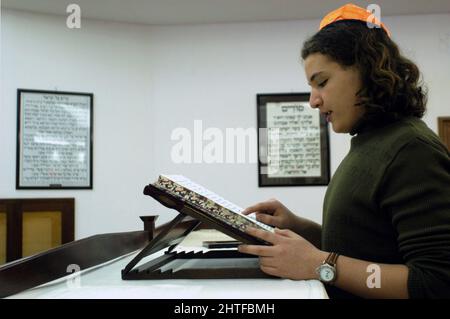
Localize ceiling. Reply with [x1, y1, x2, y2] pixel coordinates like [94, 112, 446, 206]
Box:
[2, 0, 450, 26]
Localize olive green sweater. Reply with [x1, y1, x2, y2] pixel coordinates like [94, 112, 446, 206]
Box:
[322, 117, 450, 299]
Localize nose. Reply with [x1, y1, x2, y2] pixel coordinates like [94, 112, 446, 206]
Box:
[309, 89, 322, 109]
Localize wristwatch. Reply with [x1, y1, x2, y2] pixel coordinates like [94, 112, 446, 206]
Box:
[316, 252, 339, 285]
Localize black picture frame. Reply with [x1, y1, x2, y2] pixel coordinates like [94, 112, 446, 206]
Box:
[16, 89, 94, 189]
[257, 93, 330, 187]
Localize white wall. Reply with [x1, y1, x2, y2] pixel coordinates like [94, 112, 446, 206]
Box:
[1, 9, 449, 239]
[1, 10, 158, 237]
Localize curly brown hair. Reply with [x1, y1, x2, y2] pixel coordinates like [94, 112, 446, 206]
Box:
[301, 20, 427, 129]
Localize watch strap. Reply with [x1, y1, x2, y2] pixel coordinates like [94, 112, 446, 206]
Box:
[325, 252, 339, 267]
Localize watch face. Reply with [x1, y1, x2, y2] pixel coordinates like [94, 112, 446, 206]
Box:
[319, 265, 335, 282]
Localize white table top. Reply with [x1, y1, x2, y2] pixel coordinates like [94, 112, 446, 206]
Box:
[7, 230, 328, 299]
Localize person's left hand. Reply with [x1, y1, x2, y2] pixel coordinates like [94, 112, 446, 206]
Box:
[238, 227, 326, 280]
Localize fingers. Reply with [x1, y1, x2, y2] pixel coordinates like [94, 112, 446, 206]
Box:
[254, 213, 278, 227]
[259, 256, 276, 268]
[236, 252, 279, 277]
[242, 203, 267, 215]
[260, 265, 278, 277]
[238, 244, 273, 257]
[238, 227, 280, 256]
[242, 200, 279, 215]
[245, 226, 278, 244]
[259, 256, 279, 277]
[275, 228, 303, 240]
[275, 228, 293, 237]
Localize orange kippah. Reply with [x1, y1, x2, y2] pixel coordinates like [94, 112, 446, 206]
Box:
[319, 3, 391, 37]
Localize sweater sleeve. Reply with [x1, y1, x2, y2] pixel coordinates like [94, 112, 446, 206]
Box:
[379, 137, 450, 298]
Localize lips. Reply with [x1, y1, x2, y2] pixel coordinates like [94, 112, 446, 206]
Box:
[323, 111, 332, 122]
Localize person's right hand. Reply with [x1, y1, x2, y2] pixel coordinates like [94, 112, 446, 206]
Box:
[242, 198, 299, 230]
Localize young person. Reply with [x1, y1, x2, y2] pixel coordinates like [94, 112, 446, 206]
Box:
[238, 3, 450, 299]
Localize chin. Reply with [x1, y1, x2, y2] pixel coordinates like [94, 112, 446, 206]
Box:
[331, 123, 350, 134]
[331, 123, 342, 133]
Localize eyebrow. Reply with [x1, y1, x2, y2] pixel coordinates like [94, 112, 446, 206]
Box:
[308, 71, 324, 84]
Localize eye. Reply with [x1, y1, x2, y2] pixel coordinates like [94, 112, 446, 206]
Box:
[318, 79, 328, 88]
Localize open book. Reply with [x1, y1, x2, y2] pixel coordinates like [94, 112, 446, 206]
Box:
[144, 175, 274, 245]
